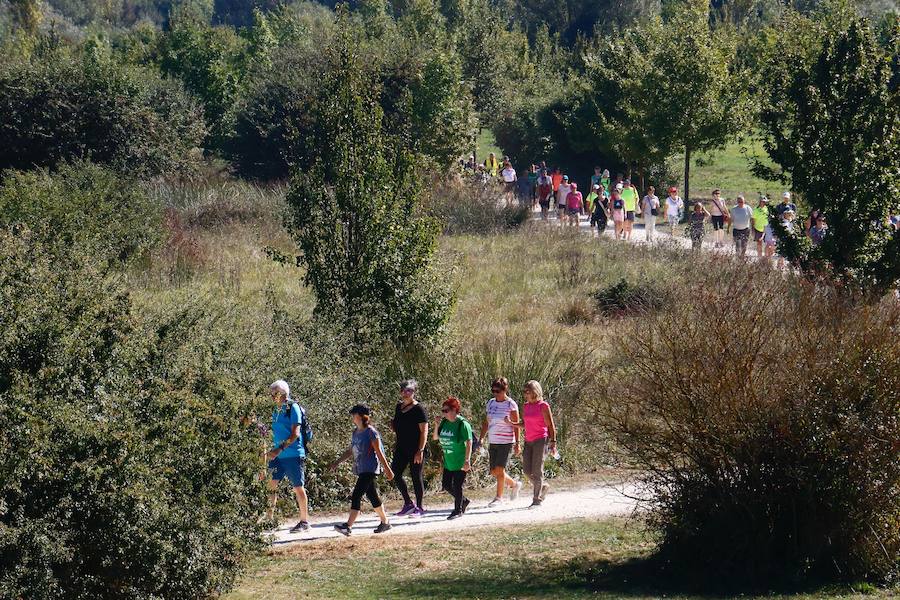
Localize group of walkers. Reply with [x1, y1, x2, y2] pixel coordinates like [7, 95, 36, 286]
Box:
[466, 156, 851, 261]
[264, 377, 557, 536]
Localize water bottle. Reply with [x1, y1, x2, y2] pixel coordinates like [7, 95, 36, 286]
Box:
[552, 446, 561, 461]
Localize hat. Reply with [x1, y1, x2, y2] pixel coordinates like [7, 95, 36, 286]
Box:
[615, 183, 624, 191]
[668, 186, 677, 193]
[760, 196, 769, 203]
[563, 175, 569, 180]
[592, 184, 600, 190]
[349, 404, 371, 416]
[782, 191, 791, 199]
[571, 183, 578, 189]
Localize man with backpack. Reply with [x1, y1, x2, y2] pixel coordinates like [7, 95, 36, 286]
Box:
[266, 379, 313, 532]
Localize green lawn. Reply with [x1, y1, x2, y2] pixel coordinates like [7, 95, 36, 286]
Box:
[678, 138, 783, 201]
[227, 517, 891, 600]
[475, 127, 503, 164]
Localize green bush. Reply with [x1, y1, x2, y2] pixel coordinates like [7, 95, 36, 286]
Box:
[593, 278, 668, 318]
[0, 45, 205, 178]
[0, 162, 162, 267]
[597, 258, 900, 585]
[0, 229, 265, 599]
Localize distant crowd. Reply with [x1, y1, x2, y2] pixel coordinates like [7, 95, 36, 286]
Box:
[463, 152, 900, 261]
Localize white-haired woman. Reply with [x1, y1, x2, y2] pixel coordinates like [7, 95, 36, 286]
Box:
[266, 380, 311, 532]
[506, 380, 557, 507]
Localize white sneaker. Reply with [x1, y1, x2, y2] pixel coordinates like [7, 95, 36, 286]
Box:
[487, 497, 503, 508]
[508, 480, 523, 501]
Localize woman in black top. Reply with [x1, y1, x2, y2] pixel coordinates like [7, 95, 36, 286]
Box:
[389, 379, 429, 517]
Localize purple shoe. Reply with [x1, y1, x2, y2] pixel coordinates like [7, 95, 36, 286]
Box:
[408, 507, 426, 518]
[394, 503, 415, 517]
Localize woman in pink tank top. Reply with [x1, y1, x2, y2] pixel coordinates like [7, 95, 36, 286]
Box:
[506, 380, 557, 507]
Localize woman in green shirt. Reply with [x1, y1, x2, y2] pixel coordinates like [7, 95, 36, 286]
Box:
[432, 396, 473, 520]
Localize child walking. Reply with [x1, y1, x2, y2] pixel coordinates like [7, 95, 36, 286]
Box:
[329, 404, 394, 535]
[433, 397, 474, 520]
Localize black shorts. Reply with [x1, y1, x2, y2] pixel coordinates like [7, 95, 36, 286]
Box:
[753, 229, 765, 241]
[488, 443, 513, 470]
[625, 211, 635, 221]
[711, 215, 725, 230]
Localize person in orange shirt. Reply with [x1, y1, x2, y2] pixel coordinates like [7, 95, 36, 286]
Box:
[550, 167, 563, 204]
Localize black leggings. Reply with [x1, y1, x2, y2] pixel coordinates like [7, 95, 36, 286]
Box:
[391, 450, 424, 507]
[441, 469, 467, 513]
[350, 473, 382, 511]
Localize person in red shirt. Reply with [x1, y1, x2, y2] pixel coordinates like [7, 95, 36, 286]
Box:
[550, 168, 563, 203]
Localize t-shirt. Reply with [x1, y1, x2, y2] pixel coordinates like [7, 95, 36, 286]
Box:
[810, 225, 827, 245]
[666, 196, 683, 216]
[591, 174, 602, 188]
[557, 184, 572, 205]
[731, 205, 753, 230]
[392, 402, 427, 455]
[523, 400, 550, 443]
[538, 177, 553, 198]
[486, 397, 518, 444]
[551, 173, 563, 191]
[501, 167, 517, 183]
[621, 187, 637, 212]
[752, 206, 769, 232]
[642, 194, 659, 217]
[709, 197, 727, 216]
[272, 401, 304, 458]
[438, 417, 473, 471]
[567, 191, 583, 210]
[352, 426, 383, 475]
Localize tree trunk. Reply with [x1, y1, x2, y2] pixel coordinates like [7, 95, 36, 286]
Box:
[684, 144, 691, 207]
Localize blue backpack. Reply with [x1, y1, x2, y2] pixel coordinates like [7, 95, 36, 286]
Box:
[284, 401, 314, 453]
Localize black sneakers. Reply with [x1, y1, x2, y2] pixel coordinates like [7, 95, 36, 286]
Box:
[290, 521, 310, 533]
[334, 523, 352, 536]
[461, 498, 471, 514]
[373, 522, 392, 534]
[447, 511, 462, 520]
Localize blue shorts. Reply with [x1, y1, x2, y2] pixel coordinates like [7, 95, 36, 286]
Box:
[269, 456, 306, 487]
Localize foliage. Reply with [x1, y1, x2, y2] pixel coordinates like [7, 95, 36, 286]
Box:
[428, 176, 531, 234]
[597, 258, 900, 584]
[0, 162, 162, 267]
[593, 278, 667, 317]
[285, 30, 454, 348]
[755, 14, 900, 292]
[0, 228, 266, 599]
[0, 43, 205, 178]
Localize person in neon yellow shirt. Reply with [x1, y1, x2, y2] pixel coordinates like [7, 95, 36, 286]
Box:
[752, 196, 770, 258]
[484, 153, 499, 178]
[619, 179, 639, 240]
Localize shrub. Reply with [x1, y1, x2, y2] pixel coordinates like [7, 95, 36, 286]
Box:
[0, 228, 265, 599]
[429, 176, 531, 235]
[593, 278, 667, 317]
[596, 257, 900, 585]
[0, 162, 162, 267]
[0, 46, 205, 178]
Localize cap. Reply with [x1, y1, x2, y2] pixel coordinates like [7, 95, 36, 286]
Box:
[668, 186, 677, 193]
[563, 175, 569, 180]
[615, 183, 624, 191]
[349, 404, 371, 416]
[592, 184, 600, 190]
[783, 191, 791, 199]
[760, 196, 769, 203]
[571, 183, 578, 189]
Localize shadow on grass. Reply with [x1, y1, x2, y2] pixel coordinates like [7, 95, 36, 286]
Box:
[399, 552, 864, 600]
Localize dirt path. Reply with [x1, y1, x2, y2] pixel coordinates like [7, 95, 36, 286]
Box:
[267, 481, 639, 546]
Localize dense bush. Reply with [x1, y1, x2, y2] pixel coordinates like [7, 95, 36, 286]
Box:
[593, 278, 668, 318]
[0, 162, 161, 267]
[597, 258, 900, 585]
[429, 176, 531, 235]
[0, 228, 266, 599]
[0, 46, 205, 178]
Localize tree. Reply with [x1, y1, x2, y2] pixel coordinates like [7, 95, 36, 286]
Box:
[757, 15, 900, 292]
[285, 30, 454, 347]
[641, 1, 749, 202]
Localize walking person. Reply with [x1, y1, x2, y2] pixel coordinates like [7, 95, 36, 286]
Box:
[775, 191, 796, 217]
[389, 380, 428, 518]
[478, 377, 522, 507]
[640, 186, 660, 242]
[689, 202, 711, 252]
[566, 183, 583, 227]
[557, 176, 572, 223]
[550, 167, 563, 207]
[620, 179, 639, 240]
[501, 160, 517, 205]
[485, 152, 499, 178]
[265, 380, 312, 533]
[600, 169, 611, 194]
[610, 189, 626, 240]
[504, 380, 557, 507]
[590, 166, 603, 190]
[589, 185, 608, 236]
[730, 195, 753, 257]
[752, 196, 770, 258]
[665, 187, 684, 236]
[432, 397, 473, 520]
[809, 215, 828, 246]
[329, 404, 394, 536]
[537, 169, 553, 221]
[526, 164, 539, 208]
[709, 189, 730, 248]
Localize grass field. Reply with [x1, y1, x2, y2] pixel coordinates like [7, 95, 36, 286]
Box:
[227, 517, 891, 600]
[476, 127, 504, 164]
[678, 138, 783, 201]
